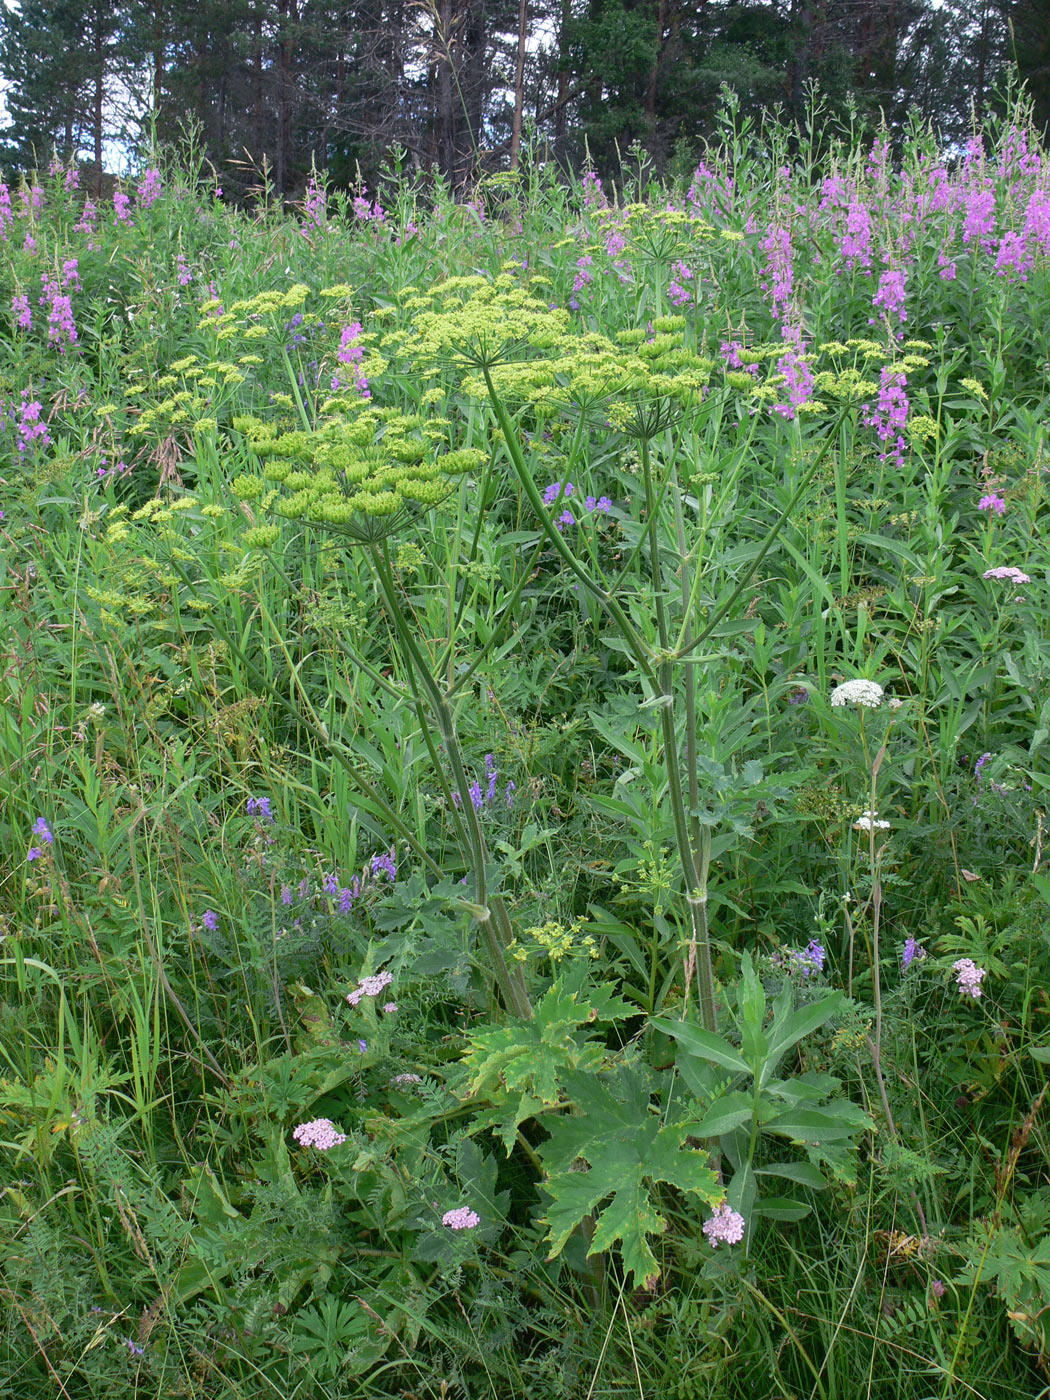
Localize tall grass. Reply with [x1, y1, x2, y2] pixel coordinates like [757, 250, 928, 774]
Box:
[1, 94, 1049, 1398]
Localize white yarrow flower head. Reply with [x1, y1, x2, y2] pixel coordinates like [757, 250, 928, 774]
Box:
[853, 810, 891, 832]
[830, 679, 885, 709]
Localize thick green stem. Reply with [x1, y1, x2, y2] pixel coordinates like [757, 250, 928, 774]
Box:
[372, 543, 532, 1019]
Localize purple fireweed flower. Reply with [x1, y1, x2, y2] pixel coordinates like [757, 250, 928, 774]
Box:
[137, 169, 162, 208]
[994, 230, 1031, 281]
[772, 347, 814, 420]
[292, 1117, 346, 1149]
[962, 186, 995, 247]
[759, 222, 794, 326]
[176, 254, 191, 286]
[901, 937, 926, 971]
[937, 250, 957, 280]
[978, 493, 1006, 515]
[872, 268, 907, 325]
[953, 958, 986, 999]
[703, 1202, 746, 1247]
[442, 1206, 481, 1230]
[303, 174, 326, 227]
[11, 293, 30, 329]
[863, 367, 909, 466]
[61, 258, 80, 289]
[839, 197, 872, 270]
[113, 189, 132, 225]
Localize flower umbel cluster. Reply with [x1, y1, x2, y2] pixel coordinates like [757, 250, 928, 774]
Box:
[346, 969, 394, 1007]
[703, 1202, 746, 1247]
[830, 679, 885, 709]
[292, 1118, 347, 1150]
[953, 958, 986, 999]
[442, 1206, 481, 1230]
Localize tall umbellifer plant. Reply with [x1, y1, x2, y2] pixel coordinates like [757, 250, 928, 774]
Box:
[395, 274, 849, 1031]
[227, 271, 850, 1035]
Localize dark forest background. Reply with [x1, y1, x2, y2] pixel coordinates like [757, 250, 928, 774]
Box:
[1, 0, 1048, 195]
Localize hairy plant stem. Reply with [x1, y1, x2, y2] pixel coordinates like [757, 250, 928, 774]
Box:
[372, 542, 532, 1019]
[640, 439, 717, 1032]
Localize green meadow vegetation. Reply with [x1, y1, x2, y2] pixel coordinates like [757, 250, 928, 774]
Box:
[2, 99, 1050, 1399]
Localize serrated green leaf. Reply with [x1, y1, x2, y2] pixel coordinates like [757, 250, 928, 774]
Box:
[542, 1066, 720, 1289]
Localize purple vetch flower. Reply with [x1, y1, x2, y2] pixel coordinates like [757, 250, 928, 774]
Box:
[953, 958, 986, 999]
[357, 1038, 368, 1053]
[371, 849, 396, 881]
[123, 1339, 145, 1357]
[339, 885, 355, 915]
[791, 939, 826, 976]
[280, 884, 293, 906]
[901, 937, 926, 971]
[505, 780, 517, 807]
[26, 847, 43, 862]
[978, 493, 1006, 516]
[322, 873, 340, 898]
[442, 1206, 481, 1230]
[703, 1201, 746, 1247]
[246, 795, 274, 822]
[292, 1117, 347, 1150]
[201, 909, 218, 931]
[32, 817, 53, 844]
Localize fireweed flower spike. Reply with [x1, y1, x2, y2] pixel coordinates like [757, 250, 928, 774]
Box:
[442, 1206, 481, 1230]
[953, 958, 987, 999]
[703, 1202, 746, 1247]
[978, 493, 1006, 516]
[292, 1118, 347, 1150]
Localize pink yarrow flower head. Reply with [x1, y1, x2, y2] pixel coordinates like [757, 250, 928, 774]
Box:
[953, 958, 986, 999]
[346, 969, 394, 1007]
[293, 1118, 347, 1150]
[703, 1201, 746, 1247]
[983, 566, 1030, 584]
[442, 1206, 480, 1230]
